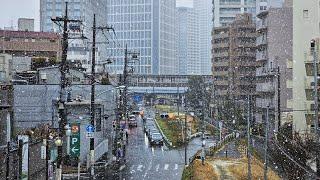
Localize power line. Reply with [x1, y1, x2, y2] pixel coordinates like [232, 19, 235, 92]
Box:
[272, 140, 318, 178]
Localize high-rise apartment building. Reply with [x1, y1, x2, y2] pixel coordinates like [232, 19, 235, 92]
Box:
[292, 0, 320, 133]
[176, 7, 200, 75]
[105, 0, 176, 75]
[194, 0, 213, 75]
[212, 14, 257, 103]
[212, 0, 257, 27]
[256, 0, 284, 14]
[255, 7, 292, 129]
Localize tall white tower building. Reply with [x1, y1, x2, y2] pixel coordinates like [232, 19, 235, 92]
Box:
[40, 0, 107, 73]
[194, 0, 213, 75]
[176, 7, 200, 75]
[106, 0, 177, 75]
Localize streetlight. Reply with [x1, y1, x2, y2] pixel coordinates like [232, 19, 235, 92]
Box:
[65, 124, 71, 155]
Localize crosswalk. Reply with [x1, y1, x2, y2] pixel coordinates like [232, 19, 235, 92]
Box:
[129, 163, 181, 174]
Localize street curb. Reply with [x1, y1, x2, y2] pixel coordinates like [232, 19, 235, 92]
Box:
[153, 118, 174, 148]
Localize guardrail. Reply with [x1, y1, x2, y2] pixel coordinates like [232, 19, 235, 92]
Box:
[153, 118, 174, 148]
[188, 132, 237, 164]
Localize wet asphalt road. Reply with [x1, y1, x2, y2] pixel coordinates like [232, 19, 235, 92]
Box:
[97, 108, 216, 180]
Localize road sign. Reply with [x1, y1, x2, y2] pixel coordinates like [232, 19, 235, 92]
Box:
[133, 95, 142, 103]
[86, 132, 94, 139]
[41, 145, 46, 160]
[86, 125, 95, 133]
[71, 124, 79, 134]
[70, 124, 80, 157]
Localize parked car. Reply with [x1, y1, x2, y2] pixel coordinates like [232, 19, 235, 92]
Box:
[144, 121, 154, 132]
[150, 132, 163, 145]
[148, 128, 159, 139]
[128, 115, 137, 127]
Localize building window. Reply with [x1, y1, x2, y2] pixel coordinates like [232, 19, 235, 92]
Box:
[303, 10, 309, 18]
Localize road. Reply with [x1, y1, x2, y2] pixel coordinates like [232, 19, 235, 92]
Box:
[97, 107, 216, 180]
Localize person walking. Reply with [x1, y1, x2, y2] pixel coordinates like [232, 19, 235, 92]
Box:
[125, 130, 128, 143]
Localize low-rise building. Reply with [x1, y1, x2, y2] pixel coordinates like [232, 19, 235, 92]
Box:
[0, 54, 12, 82]
[0, 30, 61, 69]
[37, 66, 88, 85]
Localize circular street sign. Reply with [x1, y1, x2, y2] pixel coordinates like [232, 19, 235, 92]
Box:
[71, 125, 79, 133]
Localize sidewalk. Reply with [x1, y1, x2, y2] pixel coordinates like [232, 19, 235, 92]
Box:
[214, 142, 241, 159]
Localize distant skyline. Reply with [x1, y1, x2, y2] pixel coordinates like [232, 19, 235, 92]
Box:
[1, 0, 193, 31]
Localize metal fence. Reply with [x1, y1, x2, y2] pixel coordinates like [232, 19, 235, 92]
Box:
[0, 140, 46, 180]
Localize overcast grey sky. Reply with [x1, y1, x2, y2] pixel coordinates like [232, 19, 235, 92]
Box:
[0, 0, 193, 31]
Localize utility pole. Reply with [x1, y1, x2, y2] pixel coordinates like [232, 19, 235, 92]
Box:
[1, 85, 13, 179]
[182, 88, 187, 166]
[311, 39, 320, 176]
[184, 106, 188, 166]
[51, 3, 82, 179]
[90, 14, 96, 180]
[89, 14, 113, 179]
[264, 105, 269, 180]
[247, 95, 252, 180]
[201, 84, 206, 165]
[277, 66, 281, 133]
[123, 44, 128, 127]
[6, 113, 11, 180]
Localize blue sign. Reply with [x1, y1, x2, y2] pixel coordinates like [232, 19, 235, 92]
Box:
[133, 95, 142, 103]
[86, 125, 95, 133]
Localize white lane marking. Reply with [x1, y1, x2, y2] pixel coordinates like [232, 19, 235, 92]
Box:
[119, 165, 126, 171]
[143, 161, 152, 178]
[174, 164, 178, 170]
[137, 164, 144, 172]
[130, 165, 136, 174]
[164, 164, 169, 170]
[155, 164, 160, 172]
[151, 147, 155, 155]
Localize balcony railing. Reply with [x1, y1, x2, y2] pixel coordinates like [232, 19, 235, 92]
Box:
[256, 82, 275, 92]
[256, 52, 267, 61]
[256, 98, 275, 108]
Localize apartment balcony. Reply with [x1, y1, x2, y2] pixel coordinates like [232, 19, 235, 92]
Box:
[213, 70, 229, 76]
[256, 82, 275, 93]
[214, 51, 229, 57]
[256, 67, 276, 77]
[237, 33, 257, 39]
[256, 98, 275, 109]
[237, 51, 256, 57]
[215, 89, 229, 96]
[256, 36, 267, 46]
[256, 21, 267, 32]
[214, 61, 229, 67]
[214, 80, 229, 86]
[256, 52, 267, 61]
[237, 42, 256, 48]
[213, 42, 229, 49]
[213, 33, 229, 40]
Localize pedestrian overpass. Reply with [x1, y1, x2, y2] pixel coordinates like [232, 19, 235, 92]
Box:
[128, 86, 188, 94]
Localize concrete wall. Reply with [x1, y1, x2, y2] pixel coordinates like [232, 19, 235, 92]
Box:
[268, 7, 293, 124]
[13, 85, 115, 129]
[293, 0, 320, 133]
[12, 85, 115, 163]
